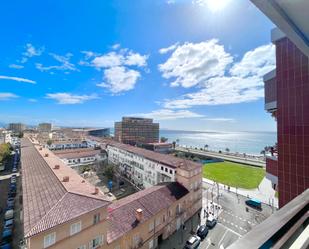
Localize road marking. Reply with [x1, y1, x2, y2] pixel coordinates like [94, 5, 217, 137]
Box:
[218, 230, 228, 246]
[218, 223, 242, 237]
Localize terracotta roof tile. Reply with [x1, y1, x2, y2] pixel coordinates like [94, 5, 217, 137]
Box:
[107, 182, 189, 243]
[21, 138, 110, 238]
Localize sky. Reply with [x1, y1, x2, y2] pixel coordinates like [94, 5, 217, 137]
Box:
[0, 0, 277, 132]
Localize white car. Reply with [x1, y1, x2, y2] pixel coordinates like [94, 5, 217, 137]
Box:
[184, 235, 201, 249]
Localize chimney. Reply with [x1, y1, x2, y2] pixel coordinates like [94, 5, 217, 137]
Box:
[135, 208, 143, 222]
[93, 187, 99, 195]
[44, 153, 49, 157]
[62, 176, 69, 182]
[39, 147, 43, 150]
[54, 164, 60, 169]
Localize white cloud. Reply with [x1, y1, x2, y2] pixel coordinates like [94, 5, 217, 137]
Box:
[97, 66, 140, 94]
[28, 98, 38, 102]
[21, 43, 44, 63]
[166, 0, 176, 4]
[0, 75, 36, 84]
[159, 43, 179, 54]
[158, 39, 233, 88]
[131, 109, 204, 120]
[9, 64, 24, 69]
[230, 44, 275, 78]
[161, 42, 275, 108]
[112, 44, 121, 50]
[86, 47, 148, 94]
[46, 93, 99, 104]
[0, 93, 19, 100]
[36, 53, 77, 72]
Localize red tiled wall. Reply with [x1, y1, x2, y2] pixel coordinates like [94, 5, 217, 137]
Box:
[266, 157, 278, 177]
[276, 37, 309, 208]
[265, 77, 277, 104]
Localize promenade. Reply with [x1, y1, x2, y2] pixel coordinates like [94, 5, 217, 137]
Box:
[176, 147, 266, 167]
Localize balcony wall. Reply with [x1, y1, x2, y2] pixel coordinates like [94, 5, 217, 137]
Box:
[264, 69, 277, 112]
[266, 156, 278, 177]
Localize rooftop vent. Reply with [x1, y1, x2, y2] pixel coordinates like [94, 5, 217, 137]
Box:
[62, 176, 69, 182]
[44, 153, 49, 157]
[81, 180, 85, 183]
[39, 147, 43, 150]
[54, 164, 60, 169]
[93, 187, 99, 195]
[135, 208, 143, 222]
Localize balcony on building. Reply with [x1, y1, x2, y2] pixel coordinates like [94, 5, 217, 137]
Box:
[266, 154, 278, 191]
[264, 69, 277, 116]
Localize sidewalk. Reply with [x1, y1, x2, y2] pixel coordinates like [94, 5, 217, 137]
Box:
[203, 177, 279, 208]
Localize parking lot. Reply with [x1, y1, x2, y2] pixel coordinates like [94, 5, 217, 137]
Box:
[0, 148, 23, 249]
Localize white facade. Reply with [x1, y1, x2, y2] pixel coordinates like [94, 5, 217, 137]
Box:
[106, 145, 176, 189]
[47, 141, 89, 150]
[61, 154, 106, 167]
[0, 130, 12, 144]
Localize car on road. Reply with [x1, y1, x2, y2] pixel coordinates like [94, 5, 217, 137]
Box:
[12, 167, 17, 173]
[4, 219, 14, 230]
[1, 228, 12, 243]
[7, 198, 15, 206]
[196, 225, 208, 240]
[245, 198, 262, 210]
[4, 210, 14, 220]
[206, 217, 217, 229]
[184, 235, 201, 249]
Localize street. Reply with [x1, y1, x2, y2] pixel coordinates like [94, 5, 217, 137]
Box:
[158, 181, 273, 249]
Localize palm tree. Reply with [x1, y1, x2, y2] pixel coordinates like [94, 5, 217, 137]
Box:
[204, 144, 209, 151]
[225, 147, 230, 153]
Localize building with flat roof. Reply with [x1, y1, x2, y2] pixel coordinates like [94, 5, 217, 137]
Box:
[21, 137, 202, 249]
[38, 123, 52, 132]
[8, 122, 26, 133]
[251, 0, 309, 208]
[53, 148, 106, 167]
[114, 117, 159, 145]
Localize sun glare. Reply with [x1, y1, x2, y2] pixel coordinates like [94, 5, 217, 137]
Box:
[205, 0, 231, 13]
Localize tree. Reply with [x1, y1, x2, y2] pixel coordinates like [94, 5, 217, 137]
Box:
[104, 165, 114, 180]
[47, 139, 53, 146]
[204, 144, 209, 151]
[172, 141, 176, 149]
[225, 148, 230, 153]
[260, 150, 266, 156]
[176, 138, 180, 145]
[0, 143, 11, 163]
[18, 132, 24, 138]
[160, 137, 168, 143]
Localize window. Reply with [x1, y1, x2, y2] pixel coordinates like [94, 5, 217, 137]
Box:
[76, 246, 86, 249]
[156, 216, 161, 226]
[161, 166, 163, 171]
[133, 234, 141, 248]
[149, 221, 154, 232]
[93, 213, 100, 225]
[89, 235, 104, 249]
[149, 239, 154, 249]
[165, 168, 168, 172]
[44, 232, 56, 248]
[169, 169, 173, 174]
[70, 221, 81, 235]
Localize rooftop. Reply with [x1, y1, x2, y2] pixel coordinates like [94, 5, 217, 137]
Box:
[94, 138, 201, 171]
[53, 148, 101, 159]
[21, 138, 111, 238]
[107, 182, 189, 243]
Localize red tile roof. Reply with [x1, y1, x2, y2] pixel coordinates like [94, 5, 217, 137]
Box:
[107, 182, 189, 243]
[91, 137, 201, 171]
[21, 138, 110, 238]
[53, 148, 101, 159]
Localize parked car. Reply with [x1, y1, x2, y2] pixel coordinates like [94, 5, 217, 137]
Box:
[1, 228, 12, 243]
[196, 225, 208, 240]
[206, 217, 217, 229]
[12, 168, 17, 173]
[7, 197, 15, 205]
[245, 198, 262, 210]
[0, 243, 12, 249]
[184, 235, 201, 249]
[4, 210, 14, 220]
[4, 219, 13, 230]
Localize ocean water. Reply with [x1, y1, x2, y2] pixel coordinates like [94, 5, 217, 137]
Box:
[160, 130, 277, 155]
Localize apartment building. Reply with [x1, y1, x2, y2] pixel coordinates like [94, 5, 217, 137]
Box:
[101, 140, 203, 191]
[114, 117, 159, 145]
[8, 122, 26, 133]
[21, 138, 112, 249]
[0, 130, 12, 144]
[253, 0, 309, 208]
[21, 137, 202, 249]
[46, 140, 90, 150]
[38, 123, 52, 132]
[53, 148, 106, 167]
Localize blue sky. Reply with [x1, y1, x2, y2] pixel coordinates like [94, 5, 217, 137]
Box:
[0, 0, 276, 131]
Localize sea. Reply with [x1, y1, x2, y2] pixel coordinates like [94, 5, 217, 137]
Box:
[109, 128, 277, 155]
[159, 130, 277, 155]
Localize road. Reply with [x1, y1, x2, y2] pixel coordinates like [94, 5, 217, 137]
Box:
[176, 147, 265, 167]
